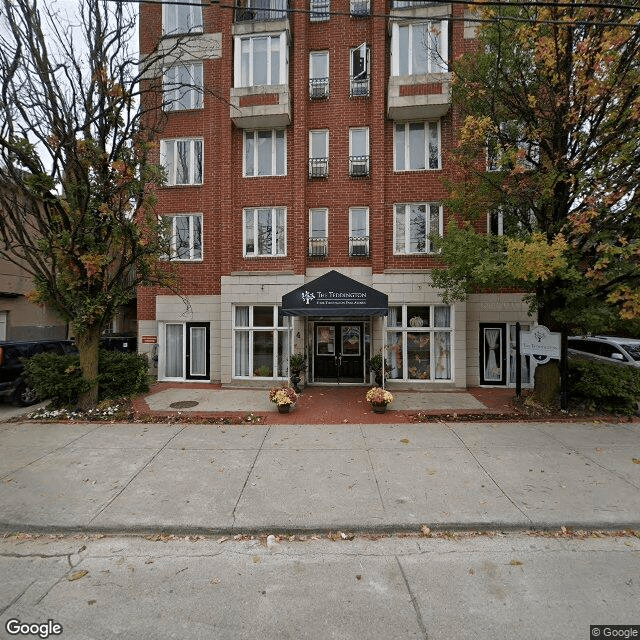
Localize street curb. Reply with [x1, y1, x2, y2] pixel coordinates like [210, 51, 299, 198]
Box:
[2, 521, 639, 538]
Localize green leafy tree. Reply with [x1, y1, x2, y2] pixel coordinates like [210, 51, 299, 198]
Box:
[432, 3, 640, 335]
[0, 0, 202, 409]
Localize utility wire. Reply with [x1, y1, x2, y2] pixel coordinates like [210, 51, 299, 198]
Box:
[105, 0, 640, 27]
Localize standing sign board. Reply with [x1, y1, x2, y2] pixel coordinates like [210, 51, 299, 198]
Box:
[520, 325, 561, 364]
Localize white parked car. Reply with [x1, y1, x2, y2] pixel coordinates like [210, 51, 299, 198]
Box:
[567, 336, 640, 368]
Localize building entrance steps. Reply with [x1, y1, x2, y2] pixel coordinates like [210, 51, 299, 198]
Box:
[135, 383, 519, 424]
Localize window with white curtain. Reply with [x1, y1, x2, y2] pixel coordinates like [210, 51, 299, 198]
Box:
[244, 129, 286, 177]
[386, 305, 452, 381]
[235, 33, 287, 87]
[163, 2, 203, 35]
[391, 21, 448, 76]
[163, 63, 204, 111]
[394, 202, 442, 254]
[160, 138, 203, 186]
[243, 207, 286, 257]
[394, 121, 440, 171]
[233, 306, 291, 378]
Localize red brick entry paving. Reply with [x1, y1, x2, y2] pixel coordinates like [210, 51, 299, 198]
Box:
[134, 383, 519, 425]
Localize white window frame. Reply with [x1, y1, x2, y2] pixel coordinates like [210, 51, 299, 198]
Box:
[393, 202, 443, 255]
[394, 121, 441, 171]
[163, 2, 203, 36]
[163, 214, 203, 261]
[309, 208, 329, 256]
[487, 210, 504, 236]
[234, 33, 288, 88]
[309, 208, 328, 239]
[309, 129, 329, 177]
[391, 20, 448, 76]
[349, 127, 369, 157]
[243, 129, 287, 177]
[350, 43, 370, 97]
[163, 62, 204, 112]
[160, 138, 203, 186]
[487, 121, 540, 171]
[309, 51, 330, 98]
[349, 207, 369, 256]
[385, 304, 454, 382]
[232, 305, 292, 379]
[243, 207, 287, 257]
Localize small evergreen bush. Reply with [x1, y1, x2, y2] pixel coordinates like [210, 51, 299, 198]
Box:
[23, 349, 150, 408]
[568, 359, 640, 414]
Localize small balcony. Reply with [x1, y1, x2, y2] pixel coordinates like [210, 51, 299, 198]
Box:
[350, 0, 370, 17]
[387, 74, 451, 120]
[230, 86, 291, 128]
[309, 158, 329, 179]
[349, 156, 370, 177]
[349, 236, 370, 257]
[309, 77, 329, 100]
[234, 0, 288, 23]
[308, 237, 328, 257]
[310, 0, 330, 21]
[350, 75, 370, 98]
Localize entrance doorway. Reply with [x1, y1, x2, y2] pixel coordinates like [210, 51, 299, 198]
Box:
[313, 322, 365, 383]
[479, 323, 532, 387]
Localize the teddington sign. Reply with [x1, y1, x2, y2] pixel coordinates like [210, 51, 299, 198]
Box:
[520, 325, 561, 364]
[281, 271, 388, 317]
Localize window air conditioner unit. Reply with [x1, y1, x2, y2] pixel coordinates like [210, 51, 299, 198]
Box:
[310, 84, 328, 100]
[350, 162, 369, 176]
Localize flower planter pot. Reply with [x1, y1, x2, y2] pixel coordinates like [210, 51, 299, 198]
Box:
[371, 404, 387, 414]
[277, 405, 291, 414]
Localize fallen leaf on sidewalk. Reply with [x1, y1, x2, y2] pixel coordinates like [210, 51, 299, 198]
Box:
[509, 560, 523, 566]
[401, 438, 409, 444]
[632, 458, 640, 464]
[68, 570, 89, 581]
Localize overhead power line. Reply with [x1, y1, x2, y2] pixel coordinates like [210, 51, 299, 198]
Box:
[106, 0, 640, 28]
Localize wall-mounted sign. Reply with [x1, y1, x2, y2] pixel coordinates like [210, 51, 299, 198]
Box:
[520, 325, 560, 364]
[141, 335, 157, 344]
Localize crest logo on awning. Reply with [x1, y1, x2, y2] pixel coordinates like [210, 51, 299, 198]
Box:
[301, 290, 315, 305]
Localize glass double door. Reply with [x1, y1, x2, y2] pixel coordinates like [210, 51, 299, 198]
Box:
[164, 322, 210, 381]
[313, 322, 364, 383]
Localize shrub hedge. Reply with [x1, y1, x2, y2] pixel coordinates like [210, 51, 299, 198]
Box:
[567, 359, 640, 414]
[23, 350, 150, 408]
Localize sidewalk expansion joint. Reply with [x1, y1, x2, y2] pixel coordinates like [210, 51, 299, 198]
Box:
[231, 426, 271, 527]
[86, 425, 187, 525]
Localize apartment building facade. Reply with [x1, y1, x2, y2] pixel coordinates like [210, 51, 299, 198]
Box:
[138, 0, 534, 389]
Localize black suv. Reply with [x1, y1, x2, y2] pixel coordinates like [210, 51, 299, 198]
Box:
[0, 339, 77, 405]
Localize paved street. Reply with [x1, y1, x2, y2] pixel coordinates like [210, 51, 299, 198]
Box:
[0, 532, 638, 640]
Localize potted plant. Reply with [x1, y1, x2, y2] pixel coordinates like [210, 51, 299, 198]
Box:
[269, 385, 298, 413]
[289, 352, 307, 393]
[368, 353, 384, 386]
[366, 387, 394, 413]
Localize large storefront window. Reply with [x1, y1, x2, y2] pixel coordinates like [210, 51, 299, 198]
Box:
[233, 305, 291, 379]
[386, 305, 452, 381]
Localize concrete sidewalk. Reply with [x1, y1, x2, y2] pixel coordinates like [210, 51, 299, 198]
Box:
[0, 419, 638, 535]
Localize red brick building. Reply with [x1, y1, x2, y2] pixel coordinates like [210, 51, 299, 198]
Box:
[138, 0, 534, 389]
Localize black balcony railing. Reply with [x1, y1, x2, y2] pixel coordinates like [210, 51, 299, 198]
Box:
[309, 78, 329, 100]
[309, 157, 329, 178]
[349, 236, 370, 256]
[235, 0, 288, 22]
[350, 76, 370, 97]
[310, 0, 330, 21]
[349, 155, 370, 177]
[350, 0, 370, 16]
[308, 237, 328, 257]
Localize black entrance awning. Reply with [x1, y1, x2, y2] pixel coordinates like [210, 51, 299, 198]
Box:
[281, 270, 388, 317]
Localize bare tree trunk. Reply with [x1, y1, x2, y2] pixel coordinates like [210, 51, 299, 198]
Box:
[533, 361, 560, 406]
[75, 325, 101, 410]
